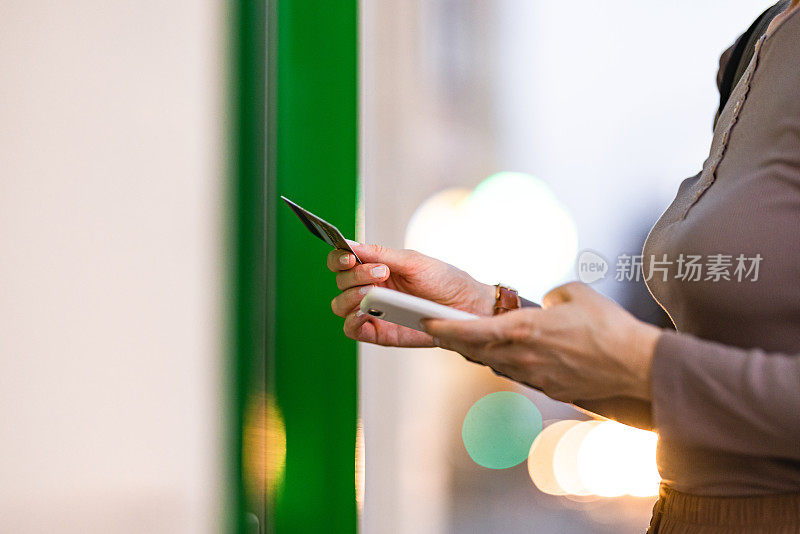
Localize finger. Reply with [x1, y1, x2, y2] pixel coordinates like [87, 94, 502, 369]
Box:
[542, 284, 571, 308]
[425, 309, 543, 345]
[436, 335, 515, 369]
[542, 281, 582, 308]
[331, 285, 374, 317]
[432, 333, 480, 358]
[423, 316, 506, 345]
[327, 249, 357, 272]
[336, 263, 390, 291]
[543, 280, 602, 309]
[343, 309, 373, 341]
[348, 242, 416, 270]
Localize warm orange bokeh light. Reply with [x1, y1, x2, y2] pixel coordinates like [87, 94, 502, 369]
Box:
[528, 419, 660, 498]
[528, 420, 582, 495]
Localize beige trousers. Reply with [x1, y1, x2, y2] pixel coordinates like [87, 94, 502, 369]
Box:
[646, 484, 800, 533]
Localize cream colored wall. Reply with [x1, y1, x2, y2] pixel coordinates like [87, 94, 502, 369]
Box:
[0, 2, 227, 532]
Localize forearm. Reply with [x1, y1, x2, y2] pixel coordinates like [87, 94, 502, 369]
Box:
[652, 329, 800, 458]
[558, 318, 659, 429]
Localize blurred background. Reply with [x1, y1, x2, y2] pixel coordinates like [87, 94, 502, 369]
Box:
[0, 1, 775, 533]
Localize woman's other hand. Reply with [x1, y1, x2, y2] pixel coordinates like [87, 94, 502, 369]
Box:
[327, 242, 495, 347]
[423, 281, 662, 402]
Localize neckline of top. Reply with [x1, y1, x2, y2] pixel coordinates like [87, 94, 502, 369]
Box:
[764, 1, 800, 42]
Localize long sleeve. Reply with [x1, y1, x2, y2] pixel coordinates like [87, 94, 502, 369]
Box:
[651, 329, 800, 460]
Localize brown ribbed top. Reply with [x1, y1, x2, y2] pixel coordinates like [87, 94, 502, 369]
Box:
[643, 4, 800, 495]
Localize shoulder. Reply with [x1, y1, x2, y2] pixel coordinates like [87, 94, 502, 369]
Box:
[715, 1, 790, 126]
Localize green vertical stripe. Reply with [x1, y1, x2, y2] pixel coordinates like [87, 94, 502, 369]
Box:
[268, 0, 359, 533]
[230, 0, 267, 533]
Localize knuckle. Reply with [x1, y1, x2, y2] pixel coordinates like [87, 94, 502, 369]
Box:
[567, 282, 591, 297]
[404, 249, 420, 261]
[367, 243, 386, 257]
[336, 270, 358, 290]
[542, 286, 563, 304]
[564, 281, 586, 295]
[541, 289, 559, 307]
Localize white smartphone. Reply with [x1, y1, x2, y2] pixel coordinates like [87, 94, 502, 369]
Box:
[360, 287, 479, 332]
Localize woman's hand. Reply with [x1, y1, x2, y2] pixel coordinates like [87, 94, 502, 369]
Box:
[423, 281, 663, 402]
[327, 242, 495, 347]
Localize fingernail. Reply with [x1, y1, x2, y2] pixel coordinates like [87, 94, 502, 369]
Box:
[356, 310, 365, 317]
[432, 337, 440, 347]
[346, 239, 361, 247]
[339, 253, 352, 266]
[371, 265, 388, 277]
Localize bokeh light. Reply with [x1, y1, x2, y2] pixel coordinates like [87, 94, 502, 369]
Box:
[404, 188, 472, 268]
[243, 394, 286, 498]
[264, 396, 287, 496]
[405, 173, 578, 302]
[355, 419, 365, 511]
[460, 172, 578, 300]
[577, 421, 660, 497]
[527, 419, 660, 498]
[552, 420, 601, 496]
[461, 391, 543, 469]
[527, 420, 583, 495]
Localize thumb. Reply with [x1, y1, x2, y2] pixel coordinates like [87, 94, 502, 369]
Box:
[541, 281, 591, 308]
[350, 242, 414, 270]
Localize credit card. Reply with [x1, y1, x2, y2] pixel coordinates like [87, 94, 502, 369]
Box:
[281, 196, 362, 263]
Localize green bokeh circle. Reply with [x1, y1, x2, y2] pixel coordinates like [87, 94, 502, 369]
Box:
[462, 391, 543, 469]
